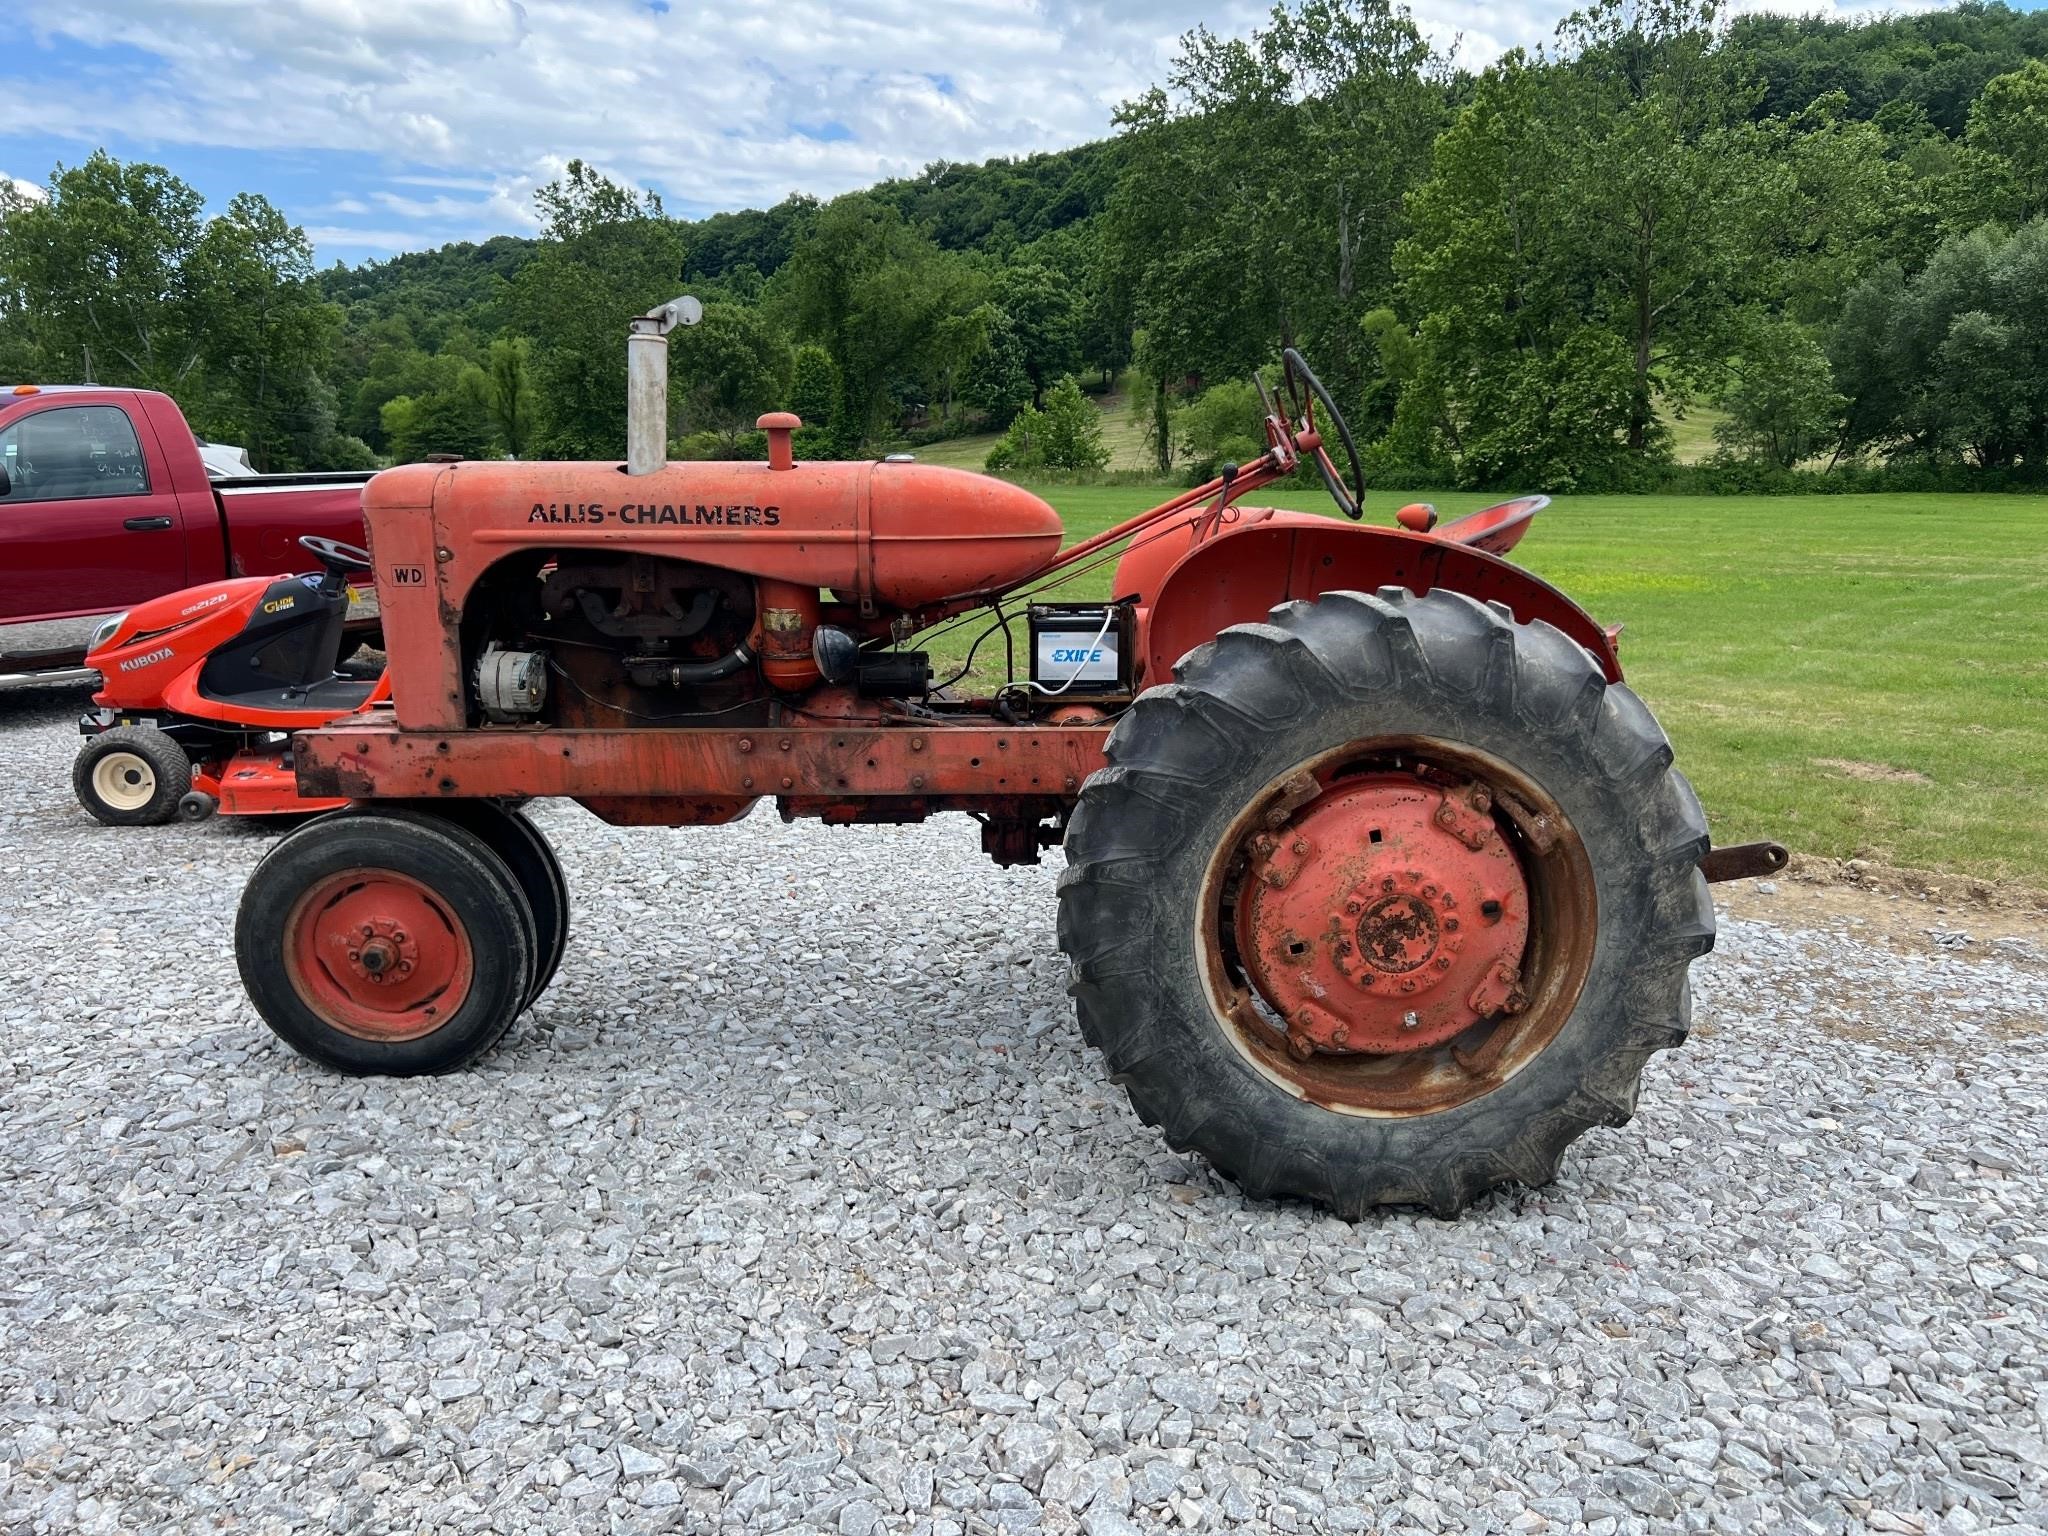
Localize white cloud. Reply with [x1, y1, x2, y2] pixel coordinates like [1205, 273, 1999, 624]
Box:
[2, 172, 48, 203]
[0, 0, 1959, 254]
[2, 0, 1269, 218]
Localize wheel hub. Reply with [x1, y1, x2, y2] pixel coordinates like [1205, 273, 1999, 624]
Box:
[346, 920, 418, 984]
[91, 752, 156, 812]
[285, 870, 472, 1041]
[1237, 775, 1530, 1055]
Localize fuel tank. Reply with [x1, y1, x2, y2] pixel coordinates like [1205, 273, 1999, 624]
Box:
[367, 456, 1065, 610]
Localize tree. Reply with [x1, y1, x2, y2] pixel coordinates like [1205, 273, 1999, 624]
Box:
[1954, 59, 2048, 226]
[985, 375, 1109, 472]
[1105, 0, 1446, 417]
[381, 354, 494, 461]
[1830, 219, 2048, 468]
[769, 196, 977, 450]
[673, 301, 788, 450]
[511, 159, 686, 458]
[786, 343, 840, 456]
[1389, 2, 1881, 486]
[487, 336, 536, 456]
[1551, 0, 1776, 452]
[0, 152, 207, 390]
[963, 310, 1032, 428]
[924, 302, 997, 428]
[1035, 375, 1110, 469]
[1710, 315, 1845, 468]
[0, 156, 357, 468]
[1174, 378, 1266, 477]
[990, 263, 1080, 407]
[184, 192, 337, 469]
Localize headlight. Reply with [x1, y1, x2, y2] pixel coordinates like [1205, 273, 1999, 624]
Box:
[88, 612, 127, 652]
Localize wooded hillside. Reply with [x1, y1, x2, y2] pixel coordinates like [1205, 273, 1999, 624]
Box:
[5, 0, 2048, 490]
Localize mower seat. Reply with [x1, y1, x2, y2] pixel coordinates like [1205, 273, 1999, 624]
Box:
[197, 574, 365, 711]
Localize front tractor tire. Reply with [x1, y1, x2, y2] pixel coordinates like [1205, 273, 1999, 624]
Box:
[1058, 588, 1713, 1218]
[235, 810, 535, 1075]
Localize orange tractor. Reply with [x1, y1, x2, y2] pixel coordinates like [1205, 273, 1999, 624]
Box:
[233, 299, 1781, 1217]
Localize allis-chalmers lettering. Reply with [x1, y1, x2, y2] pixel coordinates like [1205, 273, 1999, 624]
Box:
[527, 502, 782, 527]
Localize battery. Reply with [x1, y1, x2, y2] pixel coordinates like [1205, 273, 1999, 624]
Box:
[1027, 602, 1135, 694]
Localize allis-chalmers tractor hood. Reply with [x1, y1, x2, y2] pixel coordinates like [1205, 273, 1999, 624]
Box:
[364, 455, 1065, 610]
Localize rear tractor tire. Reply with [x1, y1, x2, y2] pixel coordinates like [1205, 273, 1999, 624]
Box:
[235, 809, 536, 1075]
[74, 726, 192, 826]
[1057, 588, 1714, 1218]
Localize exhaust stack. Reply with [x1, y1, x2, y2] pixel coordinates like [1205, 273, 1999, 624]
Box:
[626, 295, 702, 476]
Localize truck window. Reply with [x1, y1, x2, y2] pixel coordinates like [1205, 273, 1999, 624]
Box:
[0, 405, 152, 503]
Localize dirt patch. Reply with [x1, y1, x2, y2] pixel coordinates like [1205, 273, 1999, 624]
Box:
[1811, 757, 1933, 785]
[1714, 851, 2048, 958]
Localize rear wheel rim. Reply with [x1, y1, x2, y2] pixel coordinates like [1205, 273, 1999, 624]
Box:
[284, 867, 475, 1041]
[1198, 736, 1597, 1117]
[91, 752, 157, 812]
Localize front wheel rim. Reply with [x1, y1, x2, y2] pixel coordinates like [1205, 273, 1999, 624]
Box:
[284, 867, 475, 1041]
[90, 752, 157, 812]
[1198, 736, 1597, 1117]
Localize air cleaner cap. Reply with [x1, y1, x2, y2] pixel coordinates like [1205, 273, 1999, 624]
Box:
[758, 411, 800, 471]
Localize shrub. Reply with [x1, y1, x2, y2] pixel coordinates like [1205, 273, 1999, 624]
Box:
[984, 376, 1109, 473]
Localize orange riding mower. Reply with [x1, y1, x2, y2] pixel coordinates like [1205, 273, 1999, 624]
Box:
[73, 536, 388, 825]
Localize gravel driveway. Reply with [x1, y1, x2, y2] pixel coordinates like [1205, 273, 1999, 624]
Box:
[2, 686, 2045, 1536]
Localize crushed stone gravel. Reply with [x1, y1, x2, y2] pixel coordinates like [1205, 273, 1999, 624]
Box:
[1, 686, 2045, 1536]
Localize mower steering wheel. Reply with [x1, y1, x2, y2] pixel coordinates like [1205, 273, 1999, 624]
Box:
[299, 535, 373, 575]
[1282, 347, 1367, 521]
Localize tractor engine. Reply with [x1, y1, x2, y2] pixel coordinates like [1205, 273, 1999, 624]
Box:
[470, 554, 767, 728]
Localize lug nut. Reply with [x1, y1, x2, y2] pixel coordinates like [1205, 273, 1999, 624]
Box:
[1401, 1010, 1421, 1031]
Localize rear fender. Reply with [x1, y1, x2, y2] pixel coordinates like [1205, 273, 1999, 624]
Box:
[1133, 515, 1620, 689]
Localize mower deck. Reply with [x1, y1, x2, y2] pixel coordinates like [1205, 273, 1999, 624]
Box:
[199, 749, 349, 817]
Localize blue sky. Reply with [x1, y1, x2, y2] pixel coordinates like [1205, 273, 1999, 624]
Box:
[0, 0, 1954, 267]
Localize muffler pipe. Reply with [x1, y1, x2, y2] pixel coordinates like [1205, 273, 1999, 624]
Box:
[626, 295, 702, 476]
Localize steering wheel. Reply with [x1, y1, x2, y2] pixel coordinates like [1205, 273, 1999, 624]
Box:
[299, 535, 372, 574]
[1281, 347, 1367, 521]
[299, 536, 370, 573]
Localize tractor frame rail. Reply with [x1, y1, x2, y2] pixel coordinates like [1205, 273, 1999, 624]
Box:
[297, 714, 1112, 813]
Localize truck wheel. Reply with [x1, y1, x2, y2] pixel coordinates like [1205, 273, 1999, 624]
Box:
[235, 811, 535, 1075]
[1058, 588, 1713, 1218]
[74, 727, 192, 826]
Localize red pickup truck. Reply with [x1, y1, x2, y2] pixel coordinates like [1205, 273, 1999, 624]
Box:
[0, 385, 373, 687]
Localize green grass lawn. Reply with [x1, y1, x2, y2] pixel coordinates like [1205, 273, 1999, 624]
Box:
[922, 483, 2048, 884]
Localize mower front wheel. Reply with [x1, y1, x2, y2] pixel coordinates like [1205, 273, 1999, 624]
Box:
[236, 810, 535, 1074]
[74, 726, 192, 826]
